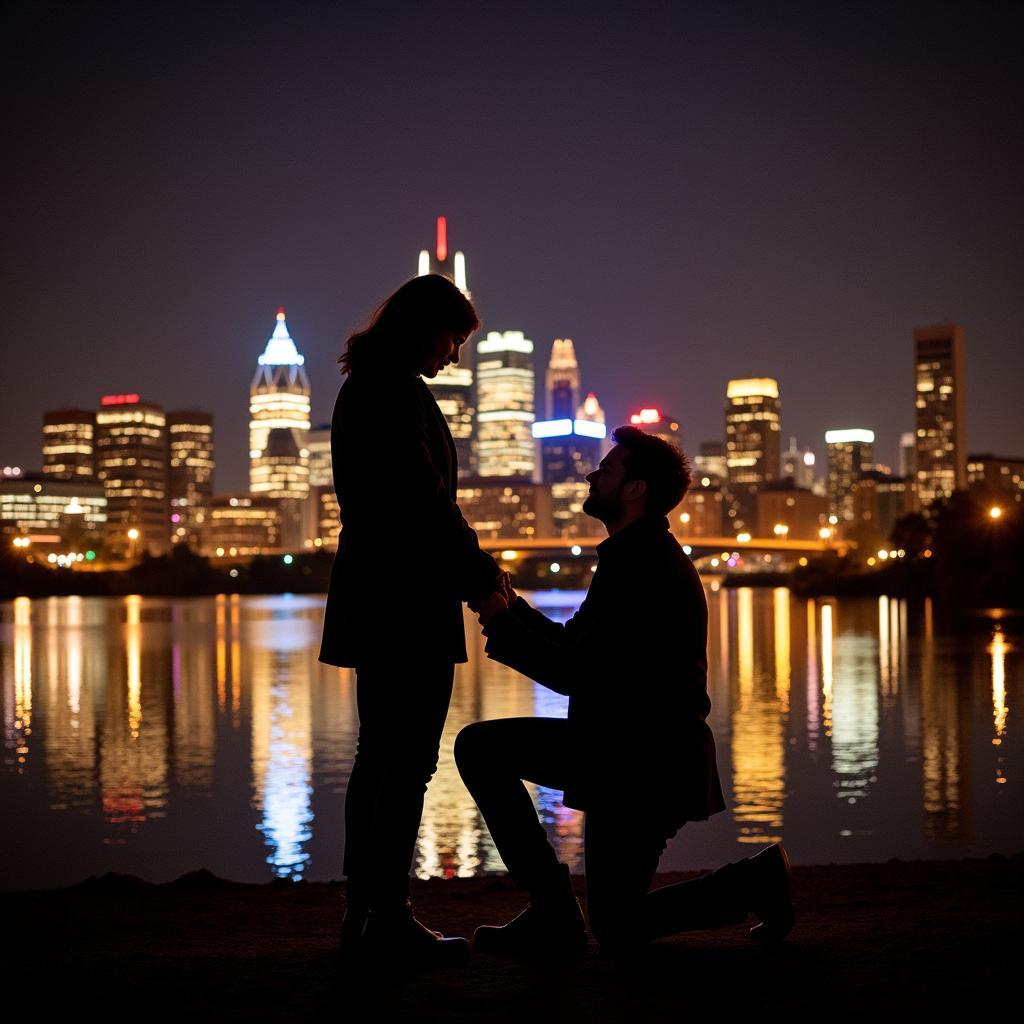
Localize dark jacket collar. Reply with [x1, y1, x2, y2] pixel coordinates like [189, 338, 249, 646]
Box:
[595, 514, 671, 560]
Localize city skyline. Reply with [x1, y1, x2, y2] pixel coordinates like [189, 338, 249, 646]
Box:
[4, 2, 1022, 492]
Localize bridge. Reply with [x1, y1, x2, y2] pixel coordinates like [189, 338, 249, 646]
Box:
[478, 535, 852, 558]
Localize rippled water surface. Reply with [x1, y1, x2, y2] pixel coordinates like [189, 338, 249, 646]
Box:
[2, 590, 1020, 890]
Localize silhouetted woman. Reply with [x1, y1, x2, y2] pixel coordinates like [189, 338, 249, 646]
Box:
[320, 274, 500, 960]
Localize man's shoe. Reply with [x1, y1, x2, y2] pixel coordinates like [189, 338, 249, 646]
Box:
[360, 901, 469, 965]
[474, 898, 587, 955]
[746, 843, 794, 944]
[338, 899, 369, 955]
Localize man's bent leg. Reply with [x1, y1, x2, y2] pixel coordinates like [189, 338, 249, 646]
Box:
[454, 718, 571, 892]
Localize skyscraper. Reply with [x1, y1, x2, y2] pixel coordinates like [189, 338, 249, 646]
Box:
[914, 324, 966, 508]
[628, 407, 683, 450]
[475, 330, 535, 480]
[825, 428, 875, 522]
[534, 387, 606, 537]
[545, 339, 580, 419]
[725, 378, 780, 532]
[417, 215, 475, 476]
[782, 436, 816, 490]
[305, 423, 340, 550]
[250, 309, 311, 546]
[94, 393, 169, 557]
[168, 410, 214, 550]
[42, 409, 95, 480]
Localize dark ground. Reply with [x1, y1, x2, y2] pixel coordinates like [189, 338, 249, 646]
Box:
[4, 856, 1020, 1020]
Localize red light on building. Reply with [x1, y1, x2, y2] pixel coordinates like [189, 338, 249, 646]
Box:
[629, 408, 662, 425]
[436, 215, 448, 262]
[101, 393, 141, 406]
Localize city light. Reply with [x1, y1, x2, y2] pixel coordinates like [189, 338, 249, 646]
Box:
[989, 506, 1003, 520]
[629, 408, 662, 425]
[679, 512, 690, 524]
[282, 554, 294, 565]
[819, 527, 833, 539]
[825, 428, 875, 445]
[100, 393, 141, 406]
[499, 550, 518, 561]
[736, 532, 752, 543]
[570, 544, 582, 556]
[549, 562, 561, 573]
[773, 523, 789, 536]
[127, 528, 140, 540]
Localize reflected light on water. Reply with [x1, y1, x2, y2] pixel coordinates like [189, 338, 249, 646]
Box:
[990, 626, 1009, 787]
[125, 595, 142, 740]
[730, 588, 785, 844]
[250, 626, 314, 879]
[821, 603, 834, 739]
[806, 600, 819, 752]
[8, 597, 33, 771]
[773, 588, 791, 711]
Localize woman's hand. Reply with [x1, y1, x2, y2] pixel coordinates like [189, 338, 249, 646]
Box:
[478, 589, 509, 626]
[499, 571, 518, 608]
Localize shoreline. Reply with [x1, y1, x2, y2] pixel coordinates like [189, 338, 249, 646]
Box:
[7, 855, 1020, 1019]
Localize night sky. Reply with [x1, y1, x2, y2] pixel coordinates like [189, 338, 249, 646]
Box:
[4, 0, 1022, 492]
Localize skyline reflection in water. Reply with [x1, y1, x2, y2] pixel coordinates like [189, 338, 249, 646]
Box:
[1, 589, 1021, 890]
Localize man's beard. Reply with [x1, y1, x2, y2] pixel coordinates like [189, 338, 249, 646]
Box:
[583, 489, 623, 524]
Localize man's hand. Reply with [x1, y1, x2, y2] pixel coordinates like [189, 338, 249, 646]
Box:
[499, 571, 518, 608]
[478, 589, 509, 626]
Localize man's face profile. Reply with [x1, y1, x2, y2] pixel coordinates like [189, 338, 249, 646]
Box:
[583, 445, 629, 523]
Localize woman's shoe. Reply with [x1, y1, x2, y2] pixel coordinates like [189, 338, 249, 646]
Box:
[360, 900, 469, 965]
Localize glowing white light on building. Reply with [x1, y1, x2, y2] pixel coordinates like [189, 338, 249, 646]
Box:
[825, 428, 875, 445]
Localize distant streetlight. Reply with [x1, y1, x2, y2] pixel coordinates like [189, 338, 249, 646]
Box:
[989, 506, 1003, 520]
[773, 523, 789, 537]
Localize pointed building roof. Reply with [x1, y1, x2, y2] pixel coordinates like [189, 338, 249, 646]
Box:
[258, 308, 305, 366]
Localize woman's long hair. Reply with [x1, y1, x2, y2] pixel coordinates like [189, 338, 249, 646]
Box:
[340, 274, 480, 375]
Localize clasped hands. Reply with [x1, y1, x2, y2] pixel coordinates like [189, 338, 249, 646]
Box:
[477, 571, 517, 627]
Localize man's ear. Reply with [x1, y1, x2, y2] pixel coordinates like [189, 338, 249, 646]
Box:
[623, 478, 647, 504]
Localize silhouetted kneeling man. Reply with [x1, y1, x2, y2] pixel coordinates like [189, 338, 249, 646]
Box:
[455, 426, 793, 955]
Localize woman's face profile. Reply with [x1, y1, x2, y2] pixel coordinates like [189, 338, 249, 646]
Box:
[418, 330, 466, 378]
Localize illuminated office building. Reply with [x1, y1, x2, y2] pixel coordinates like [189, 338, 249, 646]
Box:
[202, 495, 281, 557]
[850, 472, 913, 552]
[417, 215, 475, 476]
[456, 479, 552, 540]
[628, 407, 683, 450]
[676, 479, 725, 538]
[41, 409, 95, 480]
[94, 394, 169, 557]
[303, 423, 339, 550]
[475, 330, 535, 480]
[899, 431, 916, 481]
[914, 324, 965, 508]
[967, 454, 1024, 506]
[250, 308, 311, 548]
[534, 391, 606, 537]
[168, 410, 214, 550]
[725, 378, 781, 532]
[1, 474, 106, 554]
[756, 480, 828, 541]
[306, 425, 332, 488]
[694, 441, 727, 484]
[782, 437, 816, 490]
[825, 428, 875, 523]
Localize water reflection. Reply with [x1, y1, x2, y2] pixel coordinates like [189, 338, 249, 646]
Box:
[729, 588, 786, 844]
[0, 591, 1020, 888]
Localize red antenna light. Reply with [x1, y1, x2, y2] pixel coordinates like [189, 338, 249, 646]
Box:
[436, 216, 448, 263]
[276, 306, 286, 319]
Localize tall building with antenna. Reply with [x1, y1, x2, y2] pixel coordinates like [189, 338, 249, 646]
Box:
[416, 216, 475, 476]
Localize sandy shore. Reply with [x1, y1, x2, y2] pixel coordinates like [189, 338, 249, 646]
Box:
[5, 857, 1020, 1020]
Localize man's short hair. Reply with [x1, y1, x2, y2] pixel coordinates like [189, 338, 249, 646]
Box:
[611, 425, 692, 516]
